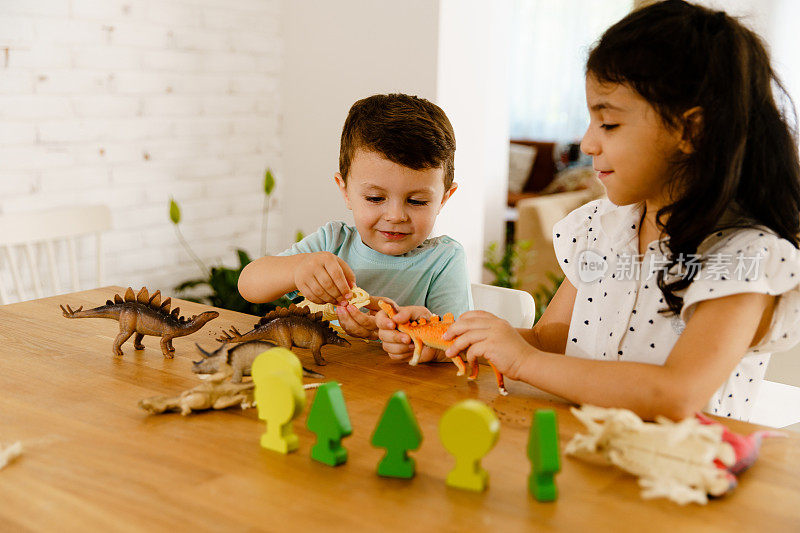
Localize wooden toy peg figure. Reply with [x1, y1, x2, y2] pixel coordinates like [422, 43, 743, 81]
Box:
[252, 350, 306, 454]
[439, 399, 499, 492]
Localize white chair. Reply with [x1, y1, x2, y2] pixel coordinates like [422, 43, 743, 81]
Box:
[470, 283, 536, 329]
[749, 380, 800, 429]
[0, 205, 112, 304]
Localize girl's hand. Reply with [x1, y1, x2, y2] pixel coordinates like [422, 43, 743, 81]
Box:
[294, 252, 356, 305]
[375, 303, 441, 363]
[442, 311, 534, 379]
[336, 302, 379, 340]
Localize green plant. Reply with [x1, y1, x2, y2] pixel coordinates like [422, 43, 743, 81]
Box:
[261, 169, 275, 256]
[170, 168, 292, 314]
[482, 239, 563, 324]
[169, 198, 209, 278]
[532, 272, 565, 324]
[173, 248, 292, 315]
[483, 240, 531, 289]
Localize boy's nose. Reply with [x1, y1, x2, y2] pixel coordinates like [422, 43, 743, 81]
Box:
[384, 201, 408, 222]
[580, 125, 600, 156]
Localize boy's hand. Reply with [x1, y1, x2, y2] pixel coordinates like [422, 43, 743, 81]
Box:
[375, 303, 442, 363]
[442, 311, 534, 380]
[294, 252, 356, 305]
[336, 302, 379, 340]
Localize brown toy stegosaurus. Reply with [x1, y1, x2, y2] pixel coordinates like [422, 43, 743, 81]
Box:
[378, 300, 507, 395]
[60, 287, 219, 358]
[216, 304, 350, 366]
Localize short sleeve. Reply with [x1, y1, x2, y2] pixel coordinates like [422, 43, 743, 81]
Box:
[277, 221, 347, 257]
[681, 228, 800, 352]
[552, 199, 605, 286]
[425, 240, 473, 318]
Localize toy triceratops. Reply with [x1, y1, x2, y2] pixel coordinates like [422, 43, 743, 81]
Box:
[193, 340, 324, 383]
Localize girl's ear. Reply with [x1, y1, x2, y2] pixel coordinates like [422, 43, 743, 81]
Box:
[334, 173, 352, 210]
[437, 182, 458, 213]
[678, 107, 703, 154]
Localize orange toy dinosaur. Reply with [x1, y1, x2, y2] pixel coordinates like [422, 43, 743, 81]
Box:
[378, 300, 507, 395]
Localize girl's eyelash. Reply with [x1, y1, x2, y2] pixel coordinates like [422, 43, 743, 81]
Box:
[408, 199, 428, 206]
[365, 196, 383, 202]
[600, 124, 619, 130]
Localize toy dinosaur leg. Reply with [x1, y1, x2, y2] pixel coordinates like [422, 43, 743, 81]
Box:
[179, 392, 211, 415]
[160, 337, 176, 359]
[467, 360, 480, 381]
[490, 363, 507, 396]
[274, 328, 294, 350]
[450, 354, 466, 376]
[212, 394, 250, 410]
[409, 338, 424, 366]
[309, 338, 326, 366]
[112, 329, 134, 356]
[133, 333, 145, 350]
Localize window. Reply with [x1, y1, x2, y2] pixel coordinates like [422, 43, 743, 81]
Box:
[509, 0, 632, 142]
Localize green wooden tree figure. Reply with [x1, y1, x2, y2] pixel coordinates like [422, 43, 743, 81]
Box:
[527, 409, 561, 501]
[306, 381, 352, 466]
[371, 390, 423, 478]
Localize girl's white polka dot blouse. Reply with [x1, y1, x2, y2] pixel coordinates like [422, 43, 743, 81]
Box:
[552, 198, 800, 422]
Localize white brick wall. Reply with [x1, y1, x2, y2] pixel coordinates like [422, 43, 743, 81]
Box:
[0, 0, 284, 300]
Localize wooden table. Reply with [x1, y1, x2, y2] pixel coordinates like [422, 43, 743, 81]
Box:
[1, 287, 798, 532]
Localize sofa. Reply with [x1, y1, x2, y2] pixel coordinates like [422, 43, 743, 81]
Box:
[515, 189, 602, 296]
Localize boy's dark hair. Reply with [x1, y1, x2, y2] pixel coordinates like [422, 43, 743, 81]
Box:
[587, 0, 800, 316]
[339, 94, 456, 190]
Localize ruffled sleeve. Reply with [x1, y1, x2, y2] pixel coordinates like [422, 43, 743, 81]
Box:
[680, 228, 800, 353]
[552, 199, 606, 286]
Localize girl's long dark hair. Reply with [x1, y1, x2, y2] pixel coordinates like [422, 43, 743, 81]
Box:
[587, 0, 800, 315]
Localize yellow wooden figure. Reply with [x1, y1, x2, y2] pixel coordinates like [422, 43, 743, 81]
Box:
[251, 347, 303, 381]
[252, 349, 306, 454]
[439, 399, 500, 492]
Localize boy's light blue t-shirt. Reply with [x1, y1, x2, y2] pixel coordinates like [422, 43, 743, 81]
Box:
[278, 221, 473, 317]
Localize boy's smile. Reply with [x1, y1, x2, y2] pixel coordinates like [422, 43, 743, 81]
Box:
[335, 149, 456, 256]
[379, 230, 409, 240]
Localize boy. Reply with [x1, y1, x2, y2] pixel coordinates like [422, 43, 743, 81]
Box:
[238, 93, 472, 342]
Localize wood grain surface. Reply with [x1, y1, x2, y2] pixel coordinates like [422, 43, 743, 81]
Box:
[0, 287, 798, 532]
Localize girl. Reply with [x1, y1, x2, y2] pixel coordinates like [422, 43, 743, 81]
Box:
[376, 0, 800, 422]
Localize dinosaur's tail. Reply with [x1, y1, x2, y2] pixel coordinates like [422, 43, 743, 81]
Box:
[60, 304, 120, 320]
[377, 299, 397, 318]
[183, 311, 219, 332]
[216, 326, 260, 343]
[302, 366, 325, 379]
